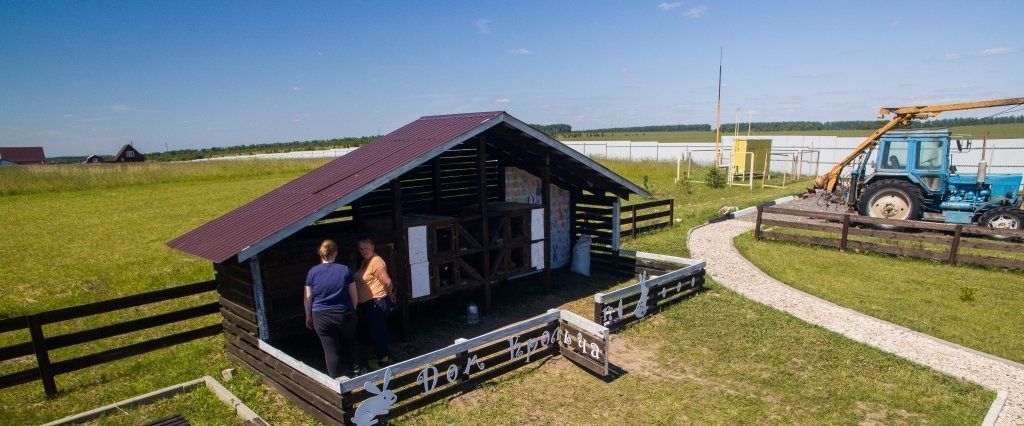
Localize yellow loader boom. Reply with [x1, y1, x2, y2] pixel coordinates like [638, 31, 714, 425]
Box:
[814, 96, 1024, 192]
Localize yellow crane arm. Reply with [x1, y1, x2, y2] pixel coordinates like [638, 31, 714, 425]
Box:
[814, 96, 1024, 191]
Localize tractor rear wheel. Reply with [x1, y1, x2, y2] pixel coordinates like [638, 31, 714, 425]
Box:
[857, 179, 925, 228]
[978, 207, 1023, 240]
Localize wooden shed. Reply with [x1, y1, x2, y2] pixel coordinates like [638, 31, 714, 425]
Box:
[0, 147, 46, 164]
[113, 143, 145, 162]
[167, 111, 648, 422]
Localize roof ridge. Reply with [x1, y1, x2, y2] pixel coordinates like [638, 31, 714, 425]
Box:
[419, 111, 505, 120]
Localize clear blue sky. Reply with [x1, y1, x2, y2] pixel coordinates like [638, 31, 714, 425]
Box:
[2, 1, 1022, 156]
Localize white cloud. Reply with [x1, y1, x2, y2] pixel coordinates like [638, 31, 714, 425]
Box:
[474, 18, 492, 35]
[616, 68, 631, 75]
[63, 114, 74, 117]
[682, 5, 707, 18]
[658, 2, 682, 11]
[945, 47, 1018, 60]
[111, 103, 134, 112]
[495, 98, 511, 104]
[509, 48, 532, 55]
[979, 47, 1017, 56]
[291, 86, 303, 92]
[889, 20, 901, 27]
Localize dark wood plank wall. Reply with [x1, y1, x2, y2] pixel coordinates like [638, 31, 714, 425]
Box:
[220, 286, 346, 425]
[351, 140, 503, 220]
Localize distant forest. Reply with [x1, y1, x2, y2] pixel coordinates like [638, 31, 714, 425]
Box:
[44, 115, 1024, 163]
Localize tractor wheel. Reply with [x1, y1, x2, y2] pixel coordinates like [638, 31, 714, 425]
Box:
[978, 207, 1023, 241]
[857, 179, 924, 228]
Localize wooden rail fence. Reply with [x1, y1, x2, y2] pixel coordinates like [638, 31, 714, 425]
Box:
[620, 198, 675, 239]
[593, 252, 706, 330]
[576, 197, 675, 274]
[0, 280, 220, 397]
[755, 205, 1024, 270]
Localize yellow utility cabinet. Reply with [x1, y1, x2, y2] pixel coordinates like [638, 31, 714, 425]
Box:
[730, 138, 772, 178]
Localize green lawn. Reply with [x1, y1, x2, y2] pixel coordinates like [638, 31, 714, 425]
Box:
[82, 385, 240, 426]
[735, 232, 1024, 364]
[0, 159, 995, 425]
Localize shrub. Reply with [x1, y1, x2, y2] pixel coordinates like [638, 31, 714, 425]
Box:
[705, 167, 726, 188]
[959, 287, 978, 302]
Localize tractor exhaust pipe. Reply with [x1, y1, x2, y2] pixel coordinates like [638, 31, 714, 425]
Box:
[977, 131, 988, 184]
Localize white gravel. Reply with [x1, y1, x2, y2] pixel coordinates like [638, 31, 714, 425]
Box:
[688, 219, 1024, 425]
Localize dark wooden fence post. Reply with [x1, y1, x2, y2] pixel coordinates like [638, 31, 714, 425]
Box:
[27, 315, 57, 398]
[593, 296, 605, 325]
[668, 199, 675, 226]
[631, 205, 638, 239]
[949, 225, 963, 264]
[754, 205, 763, 241]
[840, 214, 850, 251]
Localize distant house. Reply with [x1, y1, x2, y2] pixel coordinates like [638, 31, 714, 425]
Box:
[0, 147, 46, 164]
[112, 144, 145, 163]
[84, 155, 105, 164]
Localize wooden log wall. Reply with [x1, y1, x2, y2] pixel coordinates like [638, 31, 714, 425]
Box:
[572, 192, 632, 275]
[220, 285, 347, 425]
[351, 140, 504, 221]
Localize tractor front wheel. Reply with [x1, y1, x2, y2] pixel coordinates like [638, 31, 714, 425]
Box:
[978, 207, 1023, 240]
[857, 179, 925, 228]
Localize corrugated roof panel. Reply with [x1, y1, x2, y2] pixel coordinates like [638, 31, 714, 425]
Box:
[167, 111, 645, 263]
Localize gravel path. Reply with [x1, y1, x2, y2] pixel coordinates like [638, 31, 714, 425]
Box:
[688, 219, 1023, 425]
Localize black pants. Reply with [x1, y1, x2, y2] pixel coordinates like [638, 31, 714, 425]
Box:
[312, 308, 358, 378]
[359, 298, 392, 360]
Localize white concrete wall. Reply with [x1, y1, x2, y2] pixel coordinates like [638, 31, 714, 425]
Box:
[562, 138, 1024, 176]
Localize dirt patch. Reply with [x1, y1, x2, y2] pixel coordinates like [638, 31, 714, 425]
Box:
[610, 335, 684, 381]
[854, 401, 922, 426]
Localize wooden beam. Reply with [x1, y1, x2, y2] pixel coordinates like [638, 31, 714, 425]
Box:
[431, 158, 441, 212]
[479, 135, 492, 314]
[542, 154, 551, 293]
[391, 180, 411, 339]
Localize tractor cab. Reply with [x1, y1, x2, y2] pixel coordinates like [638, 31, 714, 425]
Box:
[854, 128, 1024, 229]
[872, 129, 951, 197]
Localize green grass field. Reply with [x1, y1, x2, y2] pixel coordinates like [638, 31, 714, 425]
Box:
[0, 159, 995, 424]
[735, 232, 1024, 364]
[556, 123, 1024, 142]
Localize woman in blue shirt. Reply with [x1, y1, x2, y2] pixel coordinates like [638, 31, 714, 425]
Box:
[304, 239, 362, 378]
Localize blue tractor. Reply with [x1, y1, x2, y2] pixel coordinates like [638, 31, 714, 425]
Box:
[845, 129, 1023, 232]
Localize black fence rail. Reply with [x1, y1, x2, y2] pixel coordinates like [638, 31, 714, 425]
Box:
[0, 280, 220, 397]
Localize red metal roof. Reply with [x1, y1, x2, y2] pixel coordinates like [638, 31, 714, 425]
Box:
[168, 111, 506, 262]
[168, 111, 647, 263]
[0, 147, 46, 164]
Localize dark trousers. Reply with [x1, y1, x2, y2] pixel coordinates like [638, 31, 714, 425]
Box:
[312, 308, 358, 378]
[359, 298, 391, 360]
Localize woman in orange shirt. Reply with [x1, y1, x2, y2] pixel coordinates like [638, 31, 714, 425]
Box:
[355, 237, 396, 367]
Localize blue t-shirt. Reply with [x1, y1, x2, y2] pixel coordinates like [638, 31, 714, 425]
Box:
[305, 262, 354, 312]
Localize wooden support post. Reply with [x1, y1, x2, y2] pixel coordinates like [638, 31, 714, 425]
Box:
[669, 199, 675, 226]
[631, 205, 638, 239]
[754, 205, 764, 241]
[431, 159, 441, 212]
[28, 315, 57, 398]
[593, 296, 605, 325]
[248, 256, 269, 341]
[453, 338, 469, 382]
[392, 180, 410, 339]
[541, 154, 552, 293]
[949, 225, 963, 265]
[478, 136, 492, 314]
[840, 214, 850, 251]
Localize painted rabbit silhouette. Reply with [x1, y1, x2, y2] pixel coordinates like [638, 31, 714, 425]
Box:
[352, 368, 398, 426]
[633, 273, 650, 318]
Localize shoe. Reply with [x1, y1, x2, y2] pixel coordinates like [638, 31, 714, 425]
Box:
[348, 366, 367, 377]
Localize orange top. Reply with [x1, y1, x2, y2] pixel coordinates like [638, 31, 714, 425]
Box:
[355, 255, 389, 304]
